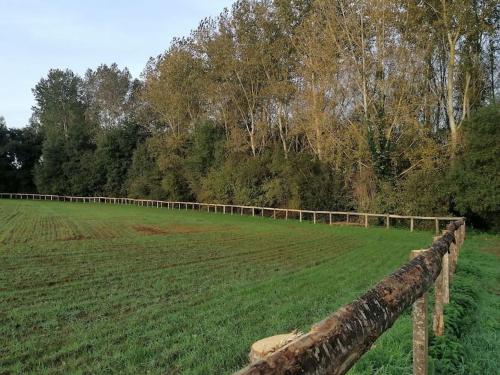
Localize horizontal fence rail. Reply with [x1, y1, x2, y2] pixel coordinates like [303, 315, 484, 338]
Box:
[0, 193, 463, 234]
[235, 220, 466, 375]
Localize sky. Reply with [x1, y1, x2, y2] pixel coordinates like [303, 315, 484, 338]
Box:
[0, 0, 234, 128]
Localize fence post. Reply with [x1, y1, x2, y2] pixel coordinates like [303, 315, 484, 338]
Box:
[435, 218, 439, 235]
[273, 209, 276, 219]
[364, 214, 368, 228]
[329, 212, 332, 225]
[432, 237, 445, 336]
[252, 207, 255, 217]
[286, 210, 288, 220]
[299, 211, 302, 222]
[410, 249, 428, 375]
[386, 215, 390, 228]
[410, 217, 414, 232]
[313, 212, 316, 224]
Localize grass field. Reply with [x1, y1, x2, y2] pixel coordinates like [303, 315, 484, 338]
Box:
[0, 200, 497, 374]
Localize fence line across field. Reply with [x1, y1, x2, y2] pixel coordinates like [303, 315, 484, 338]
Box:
[0, 193, 463, 234]
[0, 192, 466, 374]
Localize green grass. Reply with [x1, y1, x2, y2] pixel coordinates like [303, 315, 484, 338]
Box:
[0, 200, 496, 374]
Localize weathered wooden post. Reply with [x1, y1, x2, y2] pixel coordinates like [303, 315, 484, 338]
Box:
[413, 297, 429, 374]
[329, 212, 332, 225]
[364, 214, 368, 228]
[261, 208, 264, 217]
[273, 209, 276, 219]
[432, 237, 445, 336]
[410, 217, 414, 232]
[411, 249, 429, 375]
[386, 215, 390, 228]
[434, 218, 439, 235]
[299, 211, 302, 222]
[252, 207, 255, 216]
[450, 231, 458, 276]
[285, 210, 288, 220]
[313, 212, 316, 224]
[346, 213, 349, 223]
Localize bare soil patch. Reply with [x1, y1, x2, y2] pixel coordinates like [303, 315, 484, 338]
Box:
[132, 224, 218, 236]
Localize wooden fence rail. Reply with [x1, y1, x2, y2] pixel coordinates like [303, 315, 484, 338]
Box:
[235, 219, 465, 375]
[0, 193, 463, 234]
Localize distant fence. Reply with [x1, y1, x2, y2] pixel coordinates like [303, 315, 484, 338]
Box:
[0, 193, 463, 234]
[236, 219, 465, 375]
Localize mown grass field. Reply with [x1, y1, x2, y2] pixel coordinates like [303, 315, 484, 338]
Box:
[0, 200, 497, 374]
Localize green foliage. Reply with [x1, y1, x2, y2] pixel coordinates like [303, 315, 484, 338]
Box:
[429, 268, 480, 374]
[94, 121, 144, 196]
[0, 117, 15, 192]
[126, 141, 165, 199]
[451, 103, 500, 230]
[198, 149, 351, 209]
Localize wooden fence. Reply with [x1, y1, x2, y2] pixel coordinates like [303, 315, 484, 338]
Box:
[0, 193, 463, 234]
[0, 193, 466, 374]
[235, 219, 465, 375]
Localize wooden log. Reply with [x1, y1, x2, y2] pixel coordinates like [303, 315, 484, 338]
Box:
[235, 220, 463, 375]
[410, 250, 428, 375]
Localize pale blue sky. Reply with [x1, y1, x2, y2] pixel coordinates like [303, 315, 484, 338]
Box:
[0, 0, 234, 128]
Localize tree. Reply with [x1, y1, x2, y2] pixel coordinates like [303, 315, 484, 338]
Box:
[83, 63, 134, 129]
[0, 116, 15, 192]
[451, 103, 500, 229]
[33, 69, 94, 194]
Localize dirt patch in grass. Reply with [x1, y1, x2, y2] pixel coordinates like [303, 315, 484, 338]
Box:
[481, 245, 500, 256]
[132, 224, 219, 236]
[57, 234, 87, 241]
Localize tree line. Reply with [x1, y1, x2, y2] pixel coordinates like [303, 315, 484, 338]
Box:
[1, 0, 499, 229]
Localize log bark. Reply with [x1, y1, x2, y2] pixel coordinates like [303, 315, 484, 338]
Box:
[235, 220, 464, 375]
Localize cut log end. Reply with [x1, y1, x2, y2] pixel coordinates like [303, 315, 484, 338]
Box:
[249, 333, 301, 362]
